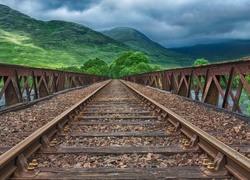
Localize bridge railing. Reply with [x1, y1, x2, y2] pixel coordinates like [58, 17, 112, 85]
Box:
[123, 58, 250, 115]
[0, 63, 108, 107]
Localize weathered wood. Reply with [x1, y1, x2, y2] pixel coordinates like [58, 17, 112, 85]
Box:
[82, 111, 151, 115]
[88, 104, 141, 107]
[10, 167, 232, 179]
[67, 131, 170, 137]
[78, 116, 158, 120]
[41, 145, 202, 154]
[87, 107, 145, 111]
[74, 121, 160, 125]
[90, 101, 140, 104]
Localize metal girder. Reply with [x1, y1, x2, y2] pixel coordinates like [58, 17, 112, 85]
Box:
[0, 63, 108, 107]
[122, 58, 250, 114]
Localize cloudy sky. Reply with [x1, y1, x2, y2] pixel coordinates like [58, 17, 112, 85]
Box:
[1, 0, 250, 47]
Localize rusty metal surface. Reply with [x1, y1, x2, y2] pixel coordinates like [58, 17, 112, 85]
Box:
[123, 58, 250, 114]
[1, 79, 248, 179]
[0, 63, 108, 108]
[121, 80, 250, 180]
[0, 80, 110, 180]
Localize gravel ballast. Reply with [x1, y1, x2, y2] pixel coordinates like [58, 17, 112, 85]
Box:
[125, 81, 250, 157]
[0, 81, 107, 149]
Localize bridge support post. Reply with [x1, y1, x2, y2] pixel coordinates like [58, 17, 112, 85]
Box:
[203, 75, 220, 106]
[37, 76, 49, 98]
[4, 76, 20, 106]
[161, 71, 171, 91]
[178, 75, 189, 97]
[170, 72, 178, 94]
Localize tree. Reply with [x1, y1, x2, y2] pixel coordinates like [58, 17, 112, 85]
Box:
[238, 75, 250, 115]
[57, 66, 83, 73]
[110, 51, 153, 78]
[194, 58, 209, 65]
[81, 58, 109, 76]
[192, 58, 209, 88]
[152, 65, 162, 71]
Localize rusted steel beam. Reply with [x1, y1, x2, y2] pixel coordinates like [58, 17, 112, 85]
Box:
[0, 63, 108, 107]
[4, 76, 20, 106]
[222, 67, 235, 109]
[123, 58, 250, 114]
[203, 75, 220, 106]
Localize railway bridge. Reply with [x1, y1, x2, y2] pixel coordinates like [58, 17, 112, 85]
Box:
[0, 59, 249, 179]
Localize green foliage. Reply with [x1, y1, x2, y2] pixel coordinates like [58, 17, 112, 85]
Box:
[0, 79, 3, 88]
[103, 27, 194, 68]
[57, 66, 83, 73]
[0, 5, 194, 69]
[152, 65, 163, 71]
[0, 5, 131, 68]
[194, 58, 209, 65]
[244, 76, 250, 115]
[238, 75, 250, 115]
[81, 58, 109, 76]
[110, 51, 154, 78]
[192, 59, 209, 87]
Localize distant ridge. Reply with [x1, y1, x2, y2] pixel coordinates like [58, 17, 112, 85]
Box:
[102, 27, 194, 68]
[169, 40, 250, 63]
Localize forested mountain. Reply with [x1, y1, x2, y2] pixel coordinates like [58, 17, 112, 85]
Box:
[102, 27, 194, 68]
[0, 4, 196, 69]
[0, 4, 130, 68]
[169, 40, 250, 63]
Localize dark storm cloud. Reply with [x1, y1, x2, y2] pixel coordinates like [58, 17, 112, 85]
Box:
[1, 0, 250, 47]
[39, 0, 101, 11]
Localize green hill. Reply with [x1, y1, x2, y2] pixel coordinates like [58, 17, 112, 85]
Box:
[102, 27, 194, 68]
[169, 40, 250, 63]
[0, 4, 194, 69]
[0, 4, 130, 68]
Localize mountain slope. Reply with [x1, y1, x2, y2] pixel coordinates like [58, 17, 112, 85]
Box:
[102, 27, 194, 68]
[0, 4, 130, 68]
[169, 40, 250, 63]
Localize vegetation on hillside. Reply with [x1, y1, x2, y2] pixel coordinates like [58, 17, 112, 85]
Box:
[0, 4, 130, 68]
[57, 52, 158, 78]
[109, 51, 160, 78]
[56, 66, 83, 73]
[192, 58, 209, 88]
[239, 76, 250, 115]
[0, 4, 194, 69]
[102, 27, 194, 68]
[81, 58, 110, 76]
[194, 58, 209, 65]
[170, 40, 250, 63]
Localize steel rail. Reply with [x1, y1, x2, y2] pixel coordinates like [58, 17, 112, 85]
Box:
[121, 80, 250, 180]
[0, 80, 111, 179]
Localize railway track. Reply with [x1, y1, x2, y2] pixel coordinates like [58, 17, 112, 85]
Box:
[0, 80, 249, 179]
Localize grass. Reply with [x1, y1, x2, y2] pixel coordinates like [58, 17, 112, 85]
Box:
[0, 4, 131, 68]
[102, 27, 194, 67]
[0, 4, 191, 70]
[0, 29, 128, 68]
